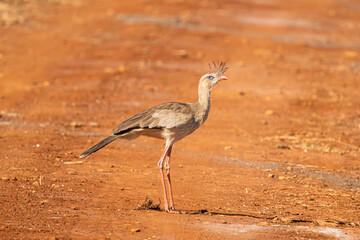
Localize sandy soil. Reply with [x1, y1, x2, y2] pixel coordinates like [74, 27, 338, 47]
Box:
[0, 0, 359, 239]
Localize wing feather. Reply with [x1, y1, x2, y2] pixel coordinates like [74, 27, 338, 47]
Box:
[112, 102, 193, 135]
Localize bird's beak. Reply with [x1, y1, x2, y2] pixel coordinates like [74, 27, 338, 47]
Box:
[218, 76, 228, 81]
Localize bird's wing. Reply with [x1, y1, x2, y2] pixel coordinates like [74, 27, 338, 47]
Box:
[111, 102, 193, 135]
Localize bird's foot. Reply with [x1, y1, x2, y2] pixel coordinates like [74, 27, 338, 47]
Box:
[165, 207, 181, 214]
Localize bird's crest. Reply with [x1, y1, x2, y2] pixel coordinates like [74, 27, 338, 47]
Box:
[209, 61, 228, 77]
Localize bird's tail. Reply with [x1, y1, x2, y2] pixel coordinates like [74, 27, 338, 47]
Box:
[80, 135, 119, 158]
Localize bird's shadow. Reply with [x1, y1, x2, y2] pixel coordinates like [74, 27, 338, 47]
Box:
[181, 209, 274, 220]
[137, 208, 274, 220]
[135, 197, 274, 220]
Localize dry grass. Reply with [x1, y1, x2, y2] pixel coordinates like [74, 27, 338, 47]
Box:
[136, 197, 161, 211]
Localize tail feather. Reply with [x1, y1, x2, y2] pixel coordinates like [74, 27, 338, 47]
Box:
[80, 135, 119, 158]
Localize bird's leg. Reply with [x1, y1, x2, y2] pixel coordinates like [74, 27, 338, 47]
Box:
[157, 145, 172, 212]
[164, 145, 176, 211]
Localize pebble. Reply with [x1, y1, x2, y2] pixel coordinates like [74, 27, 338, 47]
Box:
[278, 144, 290, 149]
[172, 49, 188, 58]
[265, 109, 274, 115]
[267, 174, 274, 178]
[70, 122, 83, 128]
[63, 161, 83, 165]
[130, 228, 140, 233]
[88, 122, 99, 127]
[224, 146, 232, 151]
[118, 65, 126, 73]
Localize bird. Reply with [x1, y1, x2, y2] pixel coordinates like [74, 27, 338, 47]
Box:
[80, 62, 228, 213]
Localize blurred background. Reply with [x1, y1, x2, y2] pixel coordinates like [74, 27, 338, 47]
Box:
[0, 0, 359, 239]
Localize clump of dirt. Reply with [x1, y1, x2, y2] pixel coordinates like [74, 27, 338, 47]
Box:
[136, 197, 161, 211]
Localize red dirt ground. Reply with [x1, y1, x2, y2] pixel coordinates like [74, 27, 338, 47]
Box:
[1, 0, 359, 239]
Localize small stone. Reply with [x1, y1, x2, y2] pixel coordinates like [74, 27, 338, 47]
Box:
[267, 174, 274, 178]
[265, 109, 274, 115]
[71, 206, 78, 210]
[280, 217, 291, 223]
[224, 146, 232, 151]
[278, 144, 290, 149]
[178, 164, 183, 168]
[67, 170, 76, 175]
[278, 176, 285, 180]
[130, 228, 140, 233]
[63, 161, 83, 165]
[33, 181, 39, 186]
[40, 200, 49, 205]
[88, 122, 99, 127]
[173, 49, 188, 58]
[118, 65, 126, 73]
[70, 122, 84, 128]
[144, 85, 158, 92]
[287, 166, 292, 171]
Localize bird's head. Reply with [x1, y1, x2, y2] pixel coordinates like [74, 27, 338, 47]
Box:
[199, 61, 228, 90]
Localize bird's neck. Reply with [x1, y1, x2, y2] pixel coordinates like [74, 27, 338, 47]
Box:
[195, 84, 212, 122]
[197, 85, 211, 107]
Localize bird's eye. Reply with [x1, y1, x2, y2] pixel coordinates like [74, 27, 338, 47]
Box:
[207, 76, 214, 80]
